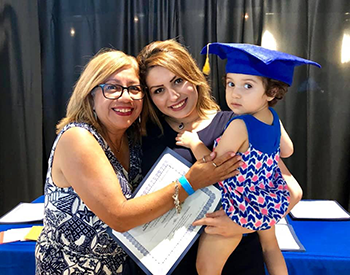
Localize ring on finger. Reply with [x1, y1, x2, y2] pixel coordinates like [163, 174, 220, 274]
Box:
[212, 162, 217, 168]
[202, 156, 206, 163]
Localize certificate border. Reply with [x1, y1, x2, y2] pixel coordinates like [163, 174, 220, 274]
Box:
[282, 224, 306, 252]
[276, 217, 306, 252]
[131, 147, 193, 198]
[107, 147, 221, 275]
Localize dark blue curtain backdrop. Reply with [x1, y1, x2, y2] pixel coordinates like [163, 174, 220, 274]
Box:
[1, 0, 350, 215]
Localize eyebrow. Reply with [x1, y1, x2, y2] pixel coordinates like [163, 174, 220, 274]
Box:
[149, 84, 163, 90]
[105, 79, 140, 86]
[149, 75, 177, 90]
[243, 78, 258, 83]
[227, 77, 258, 83]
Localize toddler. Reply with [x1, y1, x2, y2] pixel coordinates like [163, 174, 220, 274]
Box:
[176, 43, 320, 275]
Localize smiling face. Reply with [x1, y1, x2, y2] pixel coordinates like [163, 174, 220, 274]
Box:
[93, 66, 143, 137]
[146, 66, 199, 120]
[225, 73, 274, 115]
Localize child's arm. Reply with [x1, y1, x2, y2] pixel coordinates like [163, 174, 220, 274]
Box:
[212, 119, 248, 156]
[279, 159, 303, 213]
[258, 227, 288, 275]
[280, 120, 294, 158]
[176, 118, 247, 161]
[176, 131, 211, 160]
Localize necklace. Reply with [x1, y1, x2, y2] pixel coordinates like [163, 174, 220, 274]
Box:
[101, 125, 126, 155]
[115, 137, 124, 153]
[109, 135, 125, 155]
[167, 116, 201, 131]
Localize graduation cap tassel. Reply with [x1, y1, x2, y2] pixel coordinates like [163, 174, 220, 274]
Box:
[202, 43, 211, 75]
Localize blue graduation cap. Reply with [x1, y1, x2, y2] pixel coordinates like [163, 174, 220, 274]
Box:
[201, 43, 321, 86]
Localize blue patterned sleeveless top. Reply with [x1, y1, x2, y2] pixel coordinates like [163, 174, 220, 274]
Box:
[215, 108, 290, 231]
[35, 122, 142, 275]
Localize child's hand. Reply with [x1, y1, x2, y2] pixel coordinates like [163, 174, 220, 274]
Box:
[176, 131, 212, 160]
[176, 131, 201, 149]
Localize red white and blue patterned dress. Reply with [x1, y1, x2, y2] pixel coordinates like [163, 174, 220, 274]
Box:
[215, 108, 290, 230]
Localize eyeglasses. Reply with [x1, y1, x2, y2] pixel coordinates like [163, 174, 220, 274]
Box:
[95, 84, 145, 100]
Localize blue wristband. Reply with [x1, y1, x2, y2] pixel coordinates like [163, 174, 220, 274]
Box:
[179, 176, 195, 196]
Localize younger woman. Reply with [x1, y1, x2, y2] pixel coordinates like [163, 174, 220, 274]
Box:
[138, 40, 265, 274]
[138, 40, 305, 274]
[176, 43, 321, 275]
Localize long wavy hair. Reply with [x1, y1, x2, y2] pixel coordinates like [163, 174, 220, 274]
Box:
[137, 39, 220, 133]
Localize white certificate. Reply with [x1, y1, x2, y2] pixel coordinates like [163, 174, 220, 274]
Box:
[108, 147, 221, 275]
[0, 203, 44, 223]
[275, 217, 305, 251]
[290, 200, 350, 220]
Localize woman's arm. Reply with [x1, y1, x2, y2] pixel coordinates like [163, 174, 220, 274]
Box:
[279, 120, 294, 158]
[53, 127, 241, 232]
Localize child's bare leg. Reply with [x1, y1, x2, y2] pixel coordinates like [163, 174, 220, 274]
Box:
[196, 231, 242, 275]
[258, 226, 288, 275]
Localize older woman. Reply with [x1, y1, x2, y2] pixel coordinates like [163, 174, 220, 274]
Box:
[35, 49, 240, 275]
[138, 39, 303, 275]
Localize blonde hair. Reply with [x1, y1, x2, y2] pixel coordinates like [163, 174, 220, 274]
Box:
[56, 48, 148, 142]
[137, 39, 220, 133]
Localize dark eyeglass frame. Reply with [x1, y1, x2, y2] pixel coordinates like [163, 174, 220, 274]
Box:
[95, 83, 145, 100]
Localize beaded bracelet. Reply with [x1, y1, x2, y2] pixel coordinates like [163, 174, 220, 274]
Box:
[178, 175, 195, 196]
[172, 180, 182, 214]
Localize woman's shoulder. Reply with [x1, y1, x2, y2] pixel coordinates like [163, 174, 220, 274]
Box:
[214, 111, 236, 122]
[57, 122, 107, 151]
[197, 111, 236, 146]
[208, 111, 236, 129]
[60, 122, 98, 135]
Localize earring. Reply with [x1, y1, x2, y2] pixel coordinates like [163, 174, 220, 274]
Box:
[93, 110, 98, 120]
[138, 116, 141, 124]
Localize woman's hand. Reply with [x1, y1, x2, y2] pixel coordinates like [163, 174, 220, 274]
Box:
[185, 151, 241, 191]
[192, 209, 254, 237]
